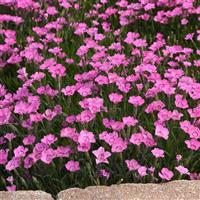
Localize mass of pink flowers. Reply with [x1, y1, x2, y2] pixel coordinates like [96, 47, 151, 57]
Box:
[0, 0, 200, 193]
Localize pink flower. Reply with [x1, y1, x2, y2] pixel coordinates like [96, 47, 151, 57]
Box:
[14, 146, 28, 157]
[41, 134, 57, 145]
[61, 85, 76, 96]
[23, 135, 36, 145]
[95, 75, 108, 85]
[77, 86, 91, 97]
[60, 127, 78, 142]
[0, 149, 8, 164]
[124, 32, 140, 44]
[6, 185, 16, 191]
[176, 154, 182, 161]
[175, 94, 188, 109]
[55, 146, 72, 158]
[40, 148, 55, 164]
[24, 156, 34, 169]
[6, 157, 21, 171]
[48, 63, 66, 78]
[151, 148, 165, 158]
[171, 110, 183, 121]
[76, 110, 96, 123]
[0, 107, 11, 125]
[111, 138, 127, 153]
[175, 166, 189, 175]
[17, 68, 27, 81]
[78, 130, 96, 152]
[6, 176, 14, 183]
[125, 159, 140, 171]
[128, 96, 144, 107]
[185, 139, 200, 151]
[65, 160, 80, 172]
[92, 147, 111, 164]
[109, 93, 123, 104]
[78, 130, 95, 144]
[110, 121, 125, 131]
[155, 125, 169, 140]
[79, 97, 104, 114]
[138, 166, 147, 177]
[130, 128, 156, 147]
[159, 168, 174, 181]
[148, 167, 155, 173]
[66, 115, 76, 124]
[46, 6, 58, 15]
[99, 131, 119, 146]
[145, 100, 165, 113]
[130, 133, 143, 145]
[122, 116, 138, 127]
[133, 39, 147, 48]
[4, 133, 16, 141]
[157, 109, 171, 122]
[99, 169, 110, 179]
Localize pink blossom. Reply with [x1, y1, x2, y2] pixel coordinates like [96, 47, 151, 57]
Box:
[159, 168, 174, 181]
[0, 149, 8, 164]
[157, 109, 171, 122]
[155, 125, 169, 140]
[138, 166, 147, 177]
[6, 157, 21, 171]
[125, 159, 140, 171]
[111, 138, 127, 153]
[175, 94, 188, 109]
[61, 85, 76, 96]
[130, 133, 143, 146]
[0, 108, 11, 125]
[65, 161, 80, 172]
[14, 146, 28, 157]
[176, 154, 182, 161]
[175, 166, 189, 175]
[92, 147, 111, 164]
[99, 169, 110, 179]
[78, 130, 95, 144]
[4, 133, 16, 142]
[41, 134, 57, 145]
[145, 100, 165, 113]
[133, 39, 147, 48]
[128, 96, 144, 107]
[84, 97, 104, 114]
[6, 185, 16, 191]
[76, 110, 96, 123]
[122, 116, 138, 127]
[40, 148, 55, 164]
[109, 93, 123, 104]
[23, 135, 36, 145]
[78, 130, 96, 152]
[24, 156, 34, 169]
[60, 127, 78, 142]
[55, 146, 72, 158]
[151, 148, 165, 158]
[185, 139, 200, 151]
[46, 6, 58, 15]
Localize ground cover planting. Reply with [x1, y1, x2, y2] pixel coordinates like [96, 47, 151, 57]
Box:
[0, 0, 200, 197]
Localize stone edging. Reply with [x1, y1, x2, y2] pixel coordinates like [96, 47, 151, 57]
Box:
[1, 180, 200, 200]
[0, 190, 53, 200]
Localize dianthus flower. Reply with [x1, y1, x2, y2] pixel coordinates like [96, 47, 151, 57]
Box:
[65, 161, 80, 172]
[92, 147, 111, 164]
[159, 168, 174, 181]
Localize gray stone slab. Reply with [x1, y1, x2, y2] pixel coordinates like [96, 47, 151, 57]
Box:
[0, 190, 53, 200]
[57, 180, 200, 200]
[1, 180, 200, 200]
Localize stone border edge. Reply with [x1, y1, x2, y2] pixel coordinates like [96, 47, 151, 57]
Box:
[0, 180, 200, 200]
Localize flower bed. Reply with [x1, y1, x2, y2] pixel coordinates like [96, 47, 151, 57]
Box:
[0, 0, 200, 196]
